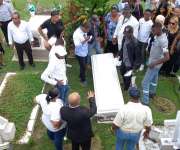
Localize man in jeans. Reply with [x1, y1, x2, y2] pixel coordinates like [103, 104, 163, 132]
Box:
[112, 87, 153, 150]
[142, 22, 169, 105]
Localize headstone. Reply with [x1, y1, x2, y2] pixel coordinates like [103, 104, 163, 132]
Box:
[173, 111, 180, 149]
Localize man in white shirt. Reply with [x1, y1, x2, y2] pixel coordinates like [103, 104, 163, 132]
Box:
[0, 0, 14, 44]
[112, 87, 153, 150]
[73, 22, 90, 86]
[41, 35, 69, 105]
[112, 4, 139, 50]
[138, 9, 153, 71]
[8, 12, 34, 70]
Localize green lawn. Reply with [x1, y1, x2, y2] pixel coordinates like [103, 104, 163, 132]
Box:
[0, 0, 180, 150]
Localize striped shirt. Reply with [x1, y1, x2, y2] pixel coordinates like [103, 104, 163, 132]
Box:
[0, 2, 13, 22]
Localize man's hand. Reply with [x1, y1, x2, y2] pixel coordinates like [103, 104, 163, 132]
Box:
[9, 44, 14, 50]
[57, 80, 64, 86]
[44, 40, 51, 50]
[170, 49, 174, 55]
[143, 130, 150, 140]
[112, 38, 117, 45]
[31, 41, 34, 47]
[148, 63, 155, 69]
[87, 91, 95, 99]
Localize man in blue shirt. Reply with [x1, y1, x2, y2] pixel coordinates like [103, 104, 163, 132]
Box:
[73, 22, 91, 86]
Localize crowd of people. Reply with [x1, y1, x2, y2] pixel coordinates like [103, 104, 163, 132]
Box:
[0, 0, 180, 149]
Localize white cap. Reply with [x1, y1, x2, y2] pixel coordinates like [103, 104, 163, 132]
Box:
[155, 15, 165, 26]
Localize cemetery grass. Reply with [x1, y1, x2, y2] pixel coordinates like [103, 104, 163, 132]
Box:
[0, 0, 180, 149]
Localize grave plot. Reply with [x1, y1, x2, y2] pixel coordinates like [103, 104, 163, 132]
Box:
[0, 73, 43, 141]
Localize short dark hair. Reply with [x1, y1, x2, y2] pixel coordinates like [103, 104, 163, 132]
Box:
[51, 10, 59, 16]
[12, 12, 20, 18]
[124, 25, 133, 33]
[111, 4, 119, 11]
[46, 88, 59, 104]
[145, 9, 152, 13]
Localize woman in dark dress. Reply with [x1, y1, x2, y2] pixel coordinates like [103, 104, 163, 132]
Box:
[161, 16, 179, 76]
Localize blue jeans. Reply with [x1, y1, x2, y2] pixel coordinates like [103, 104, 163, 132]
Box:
[115, 129, 141, 150]
[47, 128, 66, 150]
[56, 84, 69, 106]
[88, 40, 102, 65]
[142, 67, 160, 105]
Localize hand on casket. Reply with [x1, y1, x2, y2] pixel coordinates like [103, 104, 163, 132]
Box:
[87, 91, 95, 99]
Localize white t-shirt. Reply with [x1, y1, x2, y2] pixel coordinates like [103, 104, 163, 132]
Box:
[138, 18, 153, 43]
[113, 102, 153, 133]
[36, 94, 66, 132]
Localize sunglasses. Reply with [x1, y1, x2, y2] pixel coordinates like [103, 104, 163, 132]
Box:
[169, 22, 176, 25]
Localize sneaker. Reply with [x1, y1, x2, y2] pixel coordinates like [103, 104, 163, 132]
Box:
[66, 64, 72, 68]
[20, 66, 25, 70]
[149, 93, 156, 99]
[80, 81, 87, 87]
[139, 64, 144, 71]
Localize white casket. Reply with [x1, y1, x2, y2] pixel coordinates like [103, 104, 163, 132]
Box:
[91, 53, 124, 123]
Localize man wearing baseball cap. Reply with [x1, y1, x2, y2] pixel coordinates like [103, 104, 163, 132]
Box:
[112, 4, 139, 50]
[112, 87, 153, 150]
[41, 31, 69, 105]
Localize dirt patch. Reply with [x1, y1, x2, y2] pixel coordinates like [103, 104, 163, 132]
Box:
[152, 96, 176, 114]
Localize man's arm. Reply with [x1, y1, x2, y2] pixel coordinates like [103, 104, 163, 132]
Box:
[7, 23, 13, 47]
[38, 23, 48, 41]
[148, 51, 170, 68]
[133, 42, 141, 70]
[86, 91, 97, 118]
[26, 22, 34, 42]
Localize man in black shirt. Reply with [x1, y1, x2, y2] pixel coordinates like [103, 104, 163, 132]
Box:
[38, 10, 64, 41]
[60, 91, 97, 150]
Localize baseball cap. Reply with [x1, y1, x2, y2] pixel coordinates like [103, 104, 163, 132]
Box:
[129, 87, 140, 98]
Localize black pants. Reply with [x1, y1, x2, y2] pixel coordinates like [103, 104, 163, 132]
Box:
[0, 20, 11, 44]
[76, 55, 87, 82]
[105, 40, 119, 56]
[138, 41, 148, 65]
[120, 63, 132, 90]
[0, 43, 4, 53]
[14, 40, 34, 67]
[72, 139, 91, 150]
[161, 52, 180, 74]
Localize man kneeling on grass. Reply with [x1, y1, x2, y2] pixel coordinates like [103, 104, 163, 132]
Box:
[112, 87, 153, 150]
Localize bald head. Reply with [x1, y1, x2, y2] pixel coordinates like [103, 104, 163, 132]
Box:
[68, 92, 80, 107]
